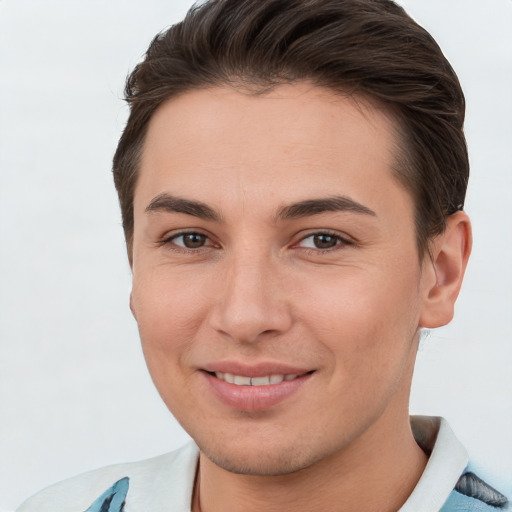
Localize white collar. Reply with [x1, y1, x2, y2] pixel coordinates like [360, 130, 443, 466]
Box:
[398, 416, 468, 512]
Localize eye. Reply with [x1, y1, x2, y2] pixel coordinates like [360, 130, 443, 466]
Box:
[168, 232, 210, 249]
[297, 232, 350, 250]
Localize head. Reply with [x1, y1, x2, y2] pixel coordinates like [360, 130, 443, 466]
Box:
[113, 0, 469, 264]
[115, 0, 472, 477]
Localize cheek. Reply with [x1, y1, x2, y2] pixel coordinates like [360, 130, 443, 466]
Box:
[294, 263, 422, 373]
[131, 269, 210, 376]
[130, 271, 215, 420]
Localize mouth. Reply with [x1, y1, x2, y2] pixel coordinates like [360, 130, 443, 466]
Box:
[210, 372, 303, 386]
[202, 368, 315, 411]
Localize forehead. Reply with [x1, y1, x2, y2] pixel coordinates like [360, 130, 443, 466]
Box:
[136, 83, 408, 219]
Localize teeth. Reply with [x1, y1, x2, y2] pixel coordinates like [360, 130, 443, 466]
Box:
[251, 376, 271, 386]
[214, 372, 299, 386]
[233, 375, 252, 385]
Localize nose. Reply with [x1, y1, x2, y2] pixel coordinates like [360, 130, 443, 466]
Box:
[209, 251, 293, 344]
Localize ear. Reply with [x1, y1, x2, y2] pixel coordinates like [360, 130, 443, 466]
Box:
[129, 292, 137, 319]
[419, 211, 472, 328]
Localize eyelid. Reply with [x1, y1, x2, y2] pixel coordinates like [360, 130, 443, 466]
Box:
[294, 230, 354, 250]
[159, 229, 218, 250]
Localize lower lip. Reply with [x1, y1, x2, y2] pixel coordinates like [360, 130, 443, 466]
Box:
[202, 372, 313, 411]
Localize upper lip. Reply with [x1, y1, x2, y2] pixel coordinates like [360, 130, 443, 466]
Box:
[201, 361, 313, 378]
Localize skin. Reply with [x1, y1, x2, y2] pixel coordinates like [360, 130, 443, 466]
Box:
[130, 83, 471, 512]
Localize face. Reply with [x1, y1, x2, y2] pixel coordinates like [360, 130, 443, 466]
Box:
[130, 84, 434, 475]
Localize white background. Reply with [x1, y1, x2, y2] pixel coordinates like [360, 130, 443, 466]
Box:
[0, 1, 510, 510]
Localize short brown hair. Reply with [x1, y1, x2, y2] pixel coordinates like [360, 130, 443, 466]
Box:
[113, 0, 468, 261]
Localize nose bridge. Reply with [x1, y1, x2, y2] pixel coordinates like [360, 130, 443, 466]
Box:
[211, 243, 291, 343]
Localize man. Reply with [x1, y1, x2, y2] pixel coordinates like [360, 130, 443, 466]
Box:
[16, 0, 510, 511]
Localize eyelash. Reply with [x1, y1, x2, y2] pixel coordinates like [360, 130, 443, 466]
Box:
[159, 230, 353, 254]
[295, 230, 353, 253]
[159, 231, 216, 253]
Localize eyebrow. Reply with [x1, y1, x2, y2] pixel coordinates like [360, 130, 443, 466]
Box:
[145, 193, 222, 222]
[145, 193, 376, 222]
[277, 195, 376, 220]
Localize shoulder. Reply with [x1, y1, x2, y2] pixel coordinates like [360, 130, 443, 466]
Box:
[16, 441, 199, 512]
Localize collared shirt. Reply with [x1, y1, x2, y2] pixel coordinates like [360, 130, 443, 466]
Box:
[16, 416, 510, 512]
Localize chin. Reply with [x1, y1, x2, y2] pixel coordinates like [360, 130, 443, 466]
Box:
[196, 431, 335, 477]
[202, 446, 315, 477]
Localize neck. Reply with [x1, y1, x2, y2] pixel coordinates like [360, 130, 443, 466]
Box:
[192, 412, 428, 512]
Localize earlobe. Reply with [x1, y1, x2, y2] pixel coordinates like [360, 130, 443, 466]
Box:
[419, 211, 472, 329]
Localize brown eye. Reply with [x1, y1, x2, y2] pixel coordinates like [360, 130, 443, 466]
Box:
[173, 233, 208, 249]
[297, 232, 349, 251]
[312, 234, 338, 249]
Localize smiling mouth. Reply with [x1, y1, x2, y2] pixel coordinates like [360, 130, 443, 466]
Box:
[212, 372, 304, 386]
[204, 369, 314, 410]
